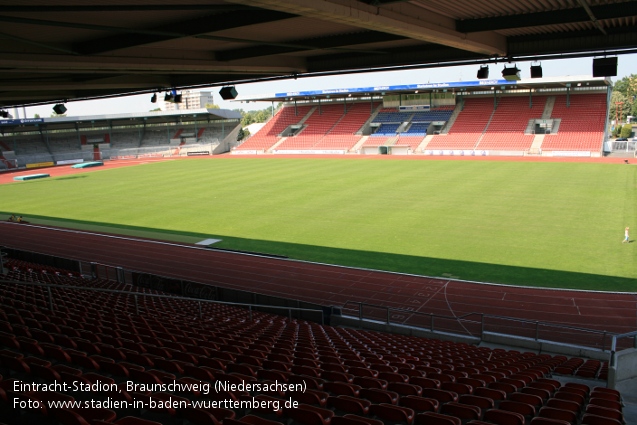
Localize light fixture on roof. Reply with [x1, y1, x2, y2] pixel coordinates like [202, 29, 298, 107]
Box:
[592, 57, 617, 77]
[0, 110, 9, 118]
[53, 103, 67, 115]
[164, 92, 173, 102]
[530, 62, 543, 78]
[477, 65, 489, 79]
[219, 86, 238, 100]
[150, 93, 157, 103]
[502, 64, 521, 81]
[173, 93, 182, 103]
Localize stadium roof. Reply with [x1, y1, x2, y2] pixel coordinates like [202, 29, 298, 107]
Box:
[0, 0, 635, 109]
[235, 75, 612, 103]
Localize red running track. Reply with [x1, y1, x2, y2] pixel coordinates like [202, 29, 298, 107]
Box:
[1, 222, 635, 347]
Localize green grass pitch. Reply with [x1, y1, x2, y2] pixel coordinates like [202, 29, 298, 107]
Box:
[1, 157, 635, 291]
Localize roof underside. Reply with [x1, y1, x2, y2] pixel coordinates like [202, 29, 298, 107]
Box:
[1, 0, 635, 108]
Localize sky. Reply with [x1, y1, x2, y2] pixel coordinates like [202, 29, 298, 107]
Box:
[18, 54, 637, 119]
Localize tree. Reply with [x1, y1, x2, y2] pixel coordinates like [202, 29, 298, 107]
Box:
[239, 105, 275, 127]
[149, 107, 161, 112]
[237, 128, 250, 141]
[612, 74, 637, 118]
[34, 113, 40, 118]
[205, 103, 220, 109]
[620, 123, 633, 139]
[609, 91, 630, 126]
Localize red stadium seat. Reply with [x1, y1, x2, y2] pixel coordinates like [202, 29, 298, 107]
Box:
[327, 395, 371, 416]
[399, 395, 438, 413]
[484, 409, 525, 425]
[369, 403, 415, 425]
[440, 402, 481, 422]
[286, 403, 334, 425]
[415, 411, 461, 425]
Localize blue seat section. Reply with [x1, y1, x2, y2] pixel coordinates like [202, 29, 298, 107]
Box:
[372, 123, 401, 136]
[403, 123, 430, 136]
[372, 108, 454, 137]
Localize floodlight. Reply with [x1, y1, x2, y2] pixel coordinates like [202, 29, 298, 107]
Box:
[219, 86, 238, 100]
[502, 64, 521, 81]
[530, 62, 543, 78]
[477, 65, 489, 79]
[53, 104, 67, 114]
[592, 57, 617, 77]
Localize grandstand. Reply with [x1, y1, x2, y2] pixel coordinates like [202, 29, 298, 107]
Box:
[0, 77, 614, 163]
[0, 252, 630, 425]
[0, 109, 242, 167]
[235, 76, 612, 158]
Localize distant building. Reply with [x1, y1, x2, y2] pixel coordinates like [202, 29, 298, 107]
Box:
[164, 90, 214, 111]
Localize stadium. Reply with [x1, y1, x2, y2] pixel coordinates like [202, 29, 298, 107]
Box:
[1, 1, 637, 425]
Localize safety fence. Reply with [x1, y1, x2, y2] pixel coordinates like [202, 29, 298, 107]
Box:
[341, 301, 636, 353]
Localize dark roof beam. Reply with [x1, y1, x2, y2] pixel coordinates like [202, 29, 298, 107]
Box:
[226, 0, 505, 56]
[216, 31, 406, 61]
[0, 5, 255, 13]
[507, 27, 637, 57]
[456, 2, 635, 33]
[74, 9, 296, 55]
[307, 44, 483, 73]
[0, 31, 79, 55]
[0, 14, 311, 58]
[357, 0, 411, 5]
[576, 0, 606, 36]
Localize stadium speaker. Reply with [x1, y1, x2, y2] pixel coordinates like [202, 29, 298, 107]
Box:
[219, 86, 238, 100]
[502, 65, 521, 81]
[150, 93, 157, 103]
[592, 57, 617, 77]
[53, 104, 67, 115]
[164, 92, 173, 102]
[476, 65, 489, 79]
[173, 94, 182, 103]
[530, 64, 543, 78]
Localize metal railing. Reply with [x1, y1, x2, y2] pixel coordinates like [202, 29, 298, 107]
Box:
[1, 279, 325, 325]
[342, 301, 631, 352]
[610, 330, 637, 354]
